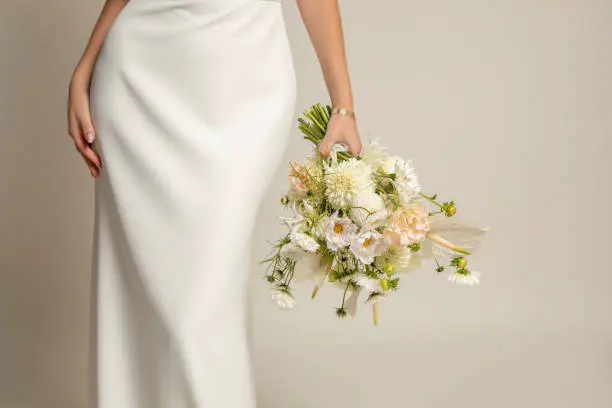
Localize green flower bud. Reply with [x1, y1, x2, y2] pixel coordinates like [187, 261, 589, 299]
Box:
[408, 243, 421, 252]
[451, 256, 468, 269]
[384, 263, 396, 276]
[280, 195, 289, 205]
[444, 202, 457, 217]
[436, 266, 445, 273]
[380, 278, 390, 292]
[456, 257, 468, 269]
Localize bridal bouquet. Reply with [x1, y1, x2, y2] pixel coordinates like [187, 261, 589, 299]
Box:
[262, 104, 488, 325]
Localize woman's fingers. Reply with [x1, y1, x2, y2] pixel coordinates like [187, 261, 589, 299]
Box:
[80, 131, 102, 169]
[348, 138, 362, 157]
[78, 113, 103, 167]
[68, 114, 103, 177]
[318, 137, 333, 158]
[73, 138, 101, 176]
[318, 113, 363, 159]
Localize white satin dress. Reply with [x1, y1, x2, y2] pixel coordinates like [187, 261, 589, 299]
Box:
[89, 1, 295, 407]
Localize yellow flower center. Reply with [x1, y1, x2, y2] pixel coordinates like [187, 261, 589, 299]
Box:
[402, 176, 407, 180]
[363, 238, 373, 247]
[334, 223, 344, 234]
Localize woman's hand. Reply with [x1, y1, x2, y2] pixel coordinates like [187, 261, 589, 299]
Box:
[65, 0, 132, 178]
[68, 74, 102, 178]
[318, 113, 362, 158]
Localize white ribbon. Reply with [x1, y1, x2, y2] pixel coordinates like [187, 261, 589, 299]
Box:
[328, 143, 349, 166]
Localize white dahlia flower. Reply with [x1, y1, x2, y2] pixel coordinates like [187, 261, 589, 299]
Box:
[324, 158, 373, 208]
[360, 138, 392, 171]
[349, 190, 387, 228]
[324, 213, 357, 251]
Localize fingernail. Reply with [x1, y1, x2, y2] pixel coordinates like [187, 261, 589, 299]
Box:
[85, 131, 95, 143]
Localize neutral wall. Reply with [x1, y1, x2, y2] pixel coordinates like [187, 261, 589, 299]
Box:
[1, 1, 611, 407]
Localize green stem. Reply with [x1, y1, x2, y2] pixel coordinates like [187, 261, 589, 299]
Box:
[419, 192, 443, 209]
[340, 281, 351, 309]
[305, 113, 328, 135]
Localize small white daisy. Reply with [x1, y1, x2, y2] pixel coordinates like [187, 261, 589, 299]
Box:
[355, 275, 383, 293]
[269, 290, 296, 310]
[324, 213, 357, 251]
[393, 157, 421, 204]
[448, 270, 481, 286]
[349, 229, 388, 265]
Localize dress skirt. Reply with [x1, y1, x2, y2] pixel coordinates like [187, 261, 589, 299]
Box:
[89, 0, 296, 406]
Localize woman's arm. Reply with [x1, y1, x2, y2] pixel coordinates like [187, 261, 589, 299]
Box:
[297, 0, 361, 157]
[68, 0, 130, 178]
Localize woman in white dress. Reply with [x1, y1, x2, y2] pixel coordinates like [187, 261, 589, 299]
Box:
[67, 0, 361, 407]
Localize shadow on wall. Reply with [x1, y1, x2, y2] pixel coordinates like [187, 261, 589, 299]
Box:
[0, 1, 98, 407]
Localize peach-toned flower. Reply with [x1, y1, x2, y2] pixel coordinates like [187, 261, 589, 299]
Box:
[384, 203, 430, 245]
[287, 159, 320, 200]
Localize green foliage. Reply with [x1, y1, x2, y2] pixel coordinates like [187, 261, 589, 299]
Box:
[388, 278, 400, 290]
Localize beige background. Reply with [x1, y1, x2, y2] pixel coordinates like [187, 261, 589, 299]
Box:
[1, 1, 611, 407]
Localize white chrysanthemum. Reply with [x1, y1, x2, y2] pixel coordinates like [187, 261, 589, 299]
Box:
[382, 245, 413, 268]
[349, 190, 388, 228]
[349, 230, 388, 265]
[324, 158, 373, 208]
[290, 232, 320, 253]
[279, 242, 307, 261]
[361, 138, 390, 170]
[325, 213, 357, 251]
[269, 290, 296, 310]
[393, 157, 421, 204]
[448, 270, 481, 286]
